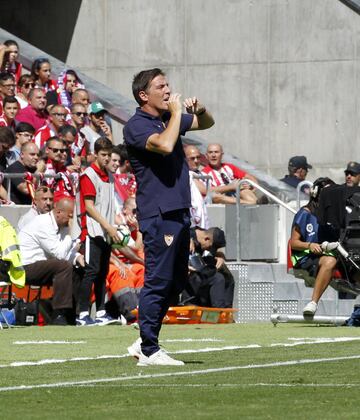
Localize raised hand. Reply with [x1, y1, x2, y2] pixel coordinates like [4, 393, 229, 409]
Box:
[167, 93, 182, 115]
[183, 97, 205, 115]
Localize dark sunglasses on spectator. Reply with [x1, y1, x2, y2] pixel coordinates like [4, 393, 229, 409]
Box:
[51, 113, 67, 119]
[345, 171, 358, 176]
[24, 82, 35, 88]
[72, 112, 88, 117]
[47, 147, 67, 153]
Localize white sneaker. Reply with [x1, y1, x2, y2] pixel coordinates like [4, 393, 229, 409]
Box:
[137, 349, 184, 366]
[128, 337, 142, 359]
[303, 301, 318, 316]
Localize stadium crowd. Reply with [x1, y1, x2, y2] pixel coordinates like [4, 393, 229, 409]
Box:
[0, 40, 245, 326]
[1, 39, 359, 332]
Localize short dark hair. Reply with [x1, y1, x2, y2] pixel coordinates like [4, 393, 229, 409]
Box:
[18, 74, 36, 87]
[0, 72, 15, 84]
[132, 68, 165, 105]
[94, 137, 113, 154]
[58, 125, 77, 137]
[0, 126, 15, 146]
[47, 136, 65, 148]
[16, 122, 35, 134]
[2, 96, 19, 108]
[116, 143, 129, 164]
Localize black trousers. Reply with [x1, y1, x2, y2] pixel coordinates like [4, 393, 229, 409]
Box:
[183, 266, 234, 308]
[78, 236, 111, 313]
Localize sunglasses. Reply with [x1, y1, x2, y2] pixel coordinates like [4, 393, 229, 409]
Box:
[51, 113, 67, 119]
[345, 171, 358, 177]
[47, 147, 67, 154]
[72, 112, 88, 117]
[24, 82, 35, 88]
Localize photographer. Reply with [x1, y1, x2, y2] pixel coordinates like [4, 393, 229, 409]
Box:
[182, 226, 234, 308]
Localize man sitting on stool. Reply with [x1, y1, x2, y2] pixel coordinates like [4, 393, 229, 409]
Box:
[182, 226, 234, 308]
[18, 198, 84, 325]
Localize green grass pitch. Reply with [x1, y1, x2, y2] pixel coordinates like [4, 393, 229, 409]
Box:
[1, 322, 360, 419]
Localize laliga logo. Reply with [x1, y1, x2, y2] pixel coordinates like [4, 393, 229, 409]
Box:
[306, 223, 313, 233]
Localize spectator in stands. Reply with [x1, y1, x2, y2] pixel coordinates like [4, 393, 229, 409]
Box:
[7, 122, 35, 166]
[107, 146, 121, 174]
[0, 96, 19, 130]
[182, 226, 234, 308]
[72, 88, 90, 108]
[58, 124, 83, 170]
[290, 177, 337, 317]
[202, 143, 258, 205]
[16, 74, 36, 109]
[16, 87, 47, 131]
[0, 72, 16, 114]
[344, 161, 360, 187]
[0, 40, 22, 83]
[43, 137, 75, 201]
[69, 103, 89, 162]
[74, 137, 121, 326]
[31, 58, 57, 92]
[18, 198, 84, 325]
[0, 126, 15, 172]
[184, 145, 209, 229]
[81, 102, 113, 151]
[111, 145, 137, 212]
[280, 155, 312, 193]
[17, 185, 54, 231]
[5, 142, 43, 205]
[47, 69, 84, 110]
[34, 104, 68, 149]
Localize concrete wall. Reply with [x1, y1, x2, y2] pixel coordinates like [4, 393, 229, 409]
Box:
[65, 0, 360, 183]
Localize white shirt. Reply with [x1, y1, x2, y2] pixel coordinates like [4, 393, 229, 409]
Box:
[19, 211, 77, 265]
[17, 207, 39, 232]
[80, 125, 100, 153]
[189, 171, 209, 229]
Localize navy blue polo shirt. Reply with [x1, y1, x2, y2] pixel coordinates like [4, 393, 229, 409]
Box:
[123, 107, 193, 220]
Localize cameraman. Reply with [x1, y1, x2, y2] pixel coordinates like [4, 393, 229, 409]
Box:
[181, 226, 234, 308]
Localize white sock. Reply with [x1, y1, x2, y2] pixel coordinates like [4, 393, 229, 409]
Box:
[96, 310, 106, 318]
[79, 311, 89, 319]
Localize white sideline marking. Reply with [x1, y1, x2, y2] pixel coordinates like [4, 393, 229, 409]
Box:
[271, 337, 360, 347]
[78, 383, 360, 388]
[1, 336, 359, 369]
[13, 341, 86, 345]
[161, 339, 224, 343]
[1, 354, 360, 392]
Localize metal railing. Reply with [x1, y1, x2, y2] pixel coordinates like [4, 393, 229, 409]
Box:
[0, 26, 303, 206]
[235, 178, 297, 261]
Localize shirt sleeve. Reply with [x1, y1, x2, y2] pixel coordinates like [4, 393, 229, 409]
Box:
[36, 224, 74, 260]
[228, 163, 247, 179]
[179, 113, 194, 135]
[80, 174, 96, 198]
[124, 117, 156, 150]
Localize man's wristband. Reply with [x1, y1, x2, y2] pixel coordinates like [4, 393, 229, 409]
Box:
[196, 108, 206, 116]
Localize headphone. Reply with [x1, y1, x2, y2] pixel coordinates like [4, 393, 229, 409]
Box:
[310, 177, 334, 200]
